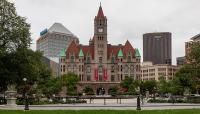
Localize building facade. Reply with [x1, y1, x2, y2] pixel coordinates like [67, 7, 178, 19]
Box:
[185, 34, 200, 63]
[176, 56, 185, 66]
[41, 56, 59, 77]
[141, 62, 178, 81]
[60, 5, 141, 95]
[36, 23, 79, 58]
[143, 32, 172, 65]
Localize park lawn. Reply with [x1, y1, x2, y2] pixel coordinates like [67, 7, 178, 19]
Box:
[0, 109, 200, 114]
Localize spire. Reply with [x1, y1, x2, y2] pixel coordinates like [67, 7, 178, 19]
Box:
[97, 3, 104, 18]
[79, 49, 84, 57]
[118, 49, 123, 57]
[59, 48, 66, 57]
[135, 48, 141, 57]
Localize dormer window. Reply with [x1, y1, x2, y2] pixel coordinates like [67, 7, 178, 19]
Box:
[127, 51, 131, 62]
[86, 56, 90, 63]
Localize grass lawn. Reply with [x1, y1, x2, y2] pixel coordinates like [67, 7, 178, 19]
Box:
[0, 109, 200, 114]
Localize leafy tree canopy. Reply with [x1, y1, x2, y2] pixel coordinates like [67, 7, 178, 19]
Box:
[0, 0, 31, 53]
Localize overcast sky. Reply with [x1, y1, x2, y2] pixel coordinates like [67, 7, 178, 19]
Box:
[12, 0, 200, 65]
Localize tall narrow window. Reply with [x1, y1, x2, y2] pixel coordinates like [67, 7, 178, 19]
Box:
[99, 75, 102, 81]
[99, 65, 103, 73]
[125, 65, 128, 72]
[111, 65, 115, 73]
[87, 75, 91, 81]
[111, 56, 115, 63]
[87, 66, 91, 73]
[111, 75, 115, 82]
[86, 56, 90, 63]
[99, 57, 102, 63]
[128, 56, 131, 62]
[70, 55, 74, 62]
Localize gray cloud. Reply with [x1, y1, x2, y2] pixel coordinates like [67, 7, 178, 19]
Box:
[13, 0, 200, 65]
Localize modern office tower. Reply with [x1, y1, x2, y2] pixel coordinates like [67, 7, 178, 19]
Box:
[143, 32, 172, 65]
[41, 56, 59, 77]
[36, 23, 79, 58]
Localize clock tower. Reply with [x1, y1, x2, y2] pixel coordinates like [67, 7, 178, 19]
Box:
[94, 4, 108, 65]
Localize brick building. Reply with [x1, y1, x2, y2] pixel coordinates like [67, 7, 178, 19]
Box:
[59, 5, 141, 95]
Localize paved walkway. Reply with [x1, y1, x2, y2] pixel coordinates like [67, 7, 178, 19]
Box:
[0, 98, 200, 110]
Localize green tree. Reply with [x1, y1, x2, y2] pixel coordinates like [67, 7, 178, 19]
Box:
[120, 77, 139, 95]
[120, 77, 134, 89]
[0, 0, 31, 92]
[143, 80, 157, 94]
[108, 86, 118, 96]
[171, 64, 196, 95]
[62, 73, 79, 96]
[0, 0, 31, 52]
[0, 1, 52, 95]
[158, 76, 170, 95]
[128, 83, 137, 95]
[1, 48, 49, 91]
[37, 77, 62, 98]
[188, 43, 200, 66]
[83, 85, 94, 95]
[140, 80, 157, 99]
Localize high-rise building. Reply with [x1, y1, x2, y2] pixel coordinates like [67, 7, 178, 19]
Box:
[176, 56, 185, 66]
[60, 5, 141, 95]
[143, 32, 172, 65]
[36, 23, 79, 58]
[185, 34, 200, 63]
[41, 56, 59, 77]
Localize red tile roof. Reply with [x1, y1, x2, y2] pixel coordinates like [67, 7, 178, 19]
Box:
[66, 40, 136, 60]
[107, 45, 122, 58]
[66, 40, 79, 59]
[122, 40, 135, 57]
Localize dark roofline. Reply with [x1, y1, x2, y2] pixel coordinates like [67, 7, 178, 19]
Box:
[191, 33, 200, 41]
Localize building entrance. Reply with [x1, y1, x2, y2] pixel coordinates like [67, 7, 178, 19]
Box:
[97, 88, 105, 95]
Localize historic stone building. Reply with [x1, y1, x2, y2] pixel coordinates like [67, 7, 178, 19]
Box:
[60, 5, 141, 95]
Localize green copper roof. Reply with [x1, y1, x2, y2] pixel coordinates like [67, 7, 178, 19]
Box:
[135, 48, 141, 57]
[118, 49, 123, 57]
[59, 49, 66, 57]
[79, 49, 84, 57]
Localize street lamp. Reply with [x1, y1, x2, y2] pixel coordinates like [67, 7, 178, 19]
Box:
[136, 86, 141, 110]
[23, 78, 29, 110]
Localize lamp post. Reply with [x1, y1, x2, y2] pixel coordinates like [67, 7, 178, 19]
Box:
[136, 86, 141, 110]
[23, 78, 29, 110]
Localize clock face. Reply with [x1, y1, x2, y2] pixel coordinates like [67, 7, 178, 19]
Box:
[98, 28, 103, 33]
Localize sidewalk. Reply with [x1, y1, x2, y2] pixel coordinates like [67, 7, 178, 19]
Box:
[0, 102, 200, 110]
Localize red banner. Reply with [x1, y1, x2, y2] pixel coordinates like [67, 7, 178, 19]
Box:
[94, 68, 98, 81]
[103, 68, 108, 81]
